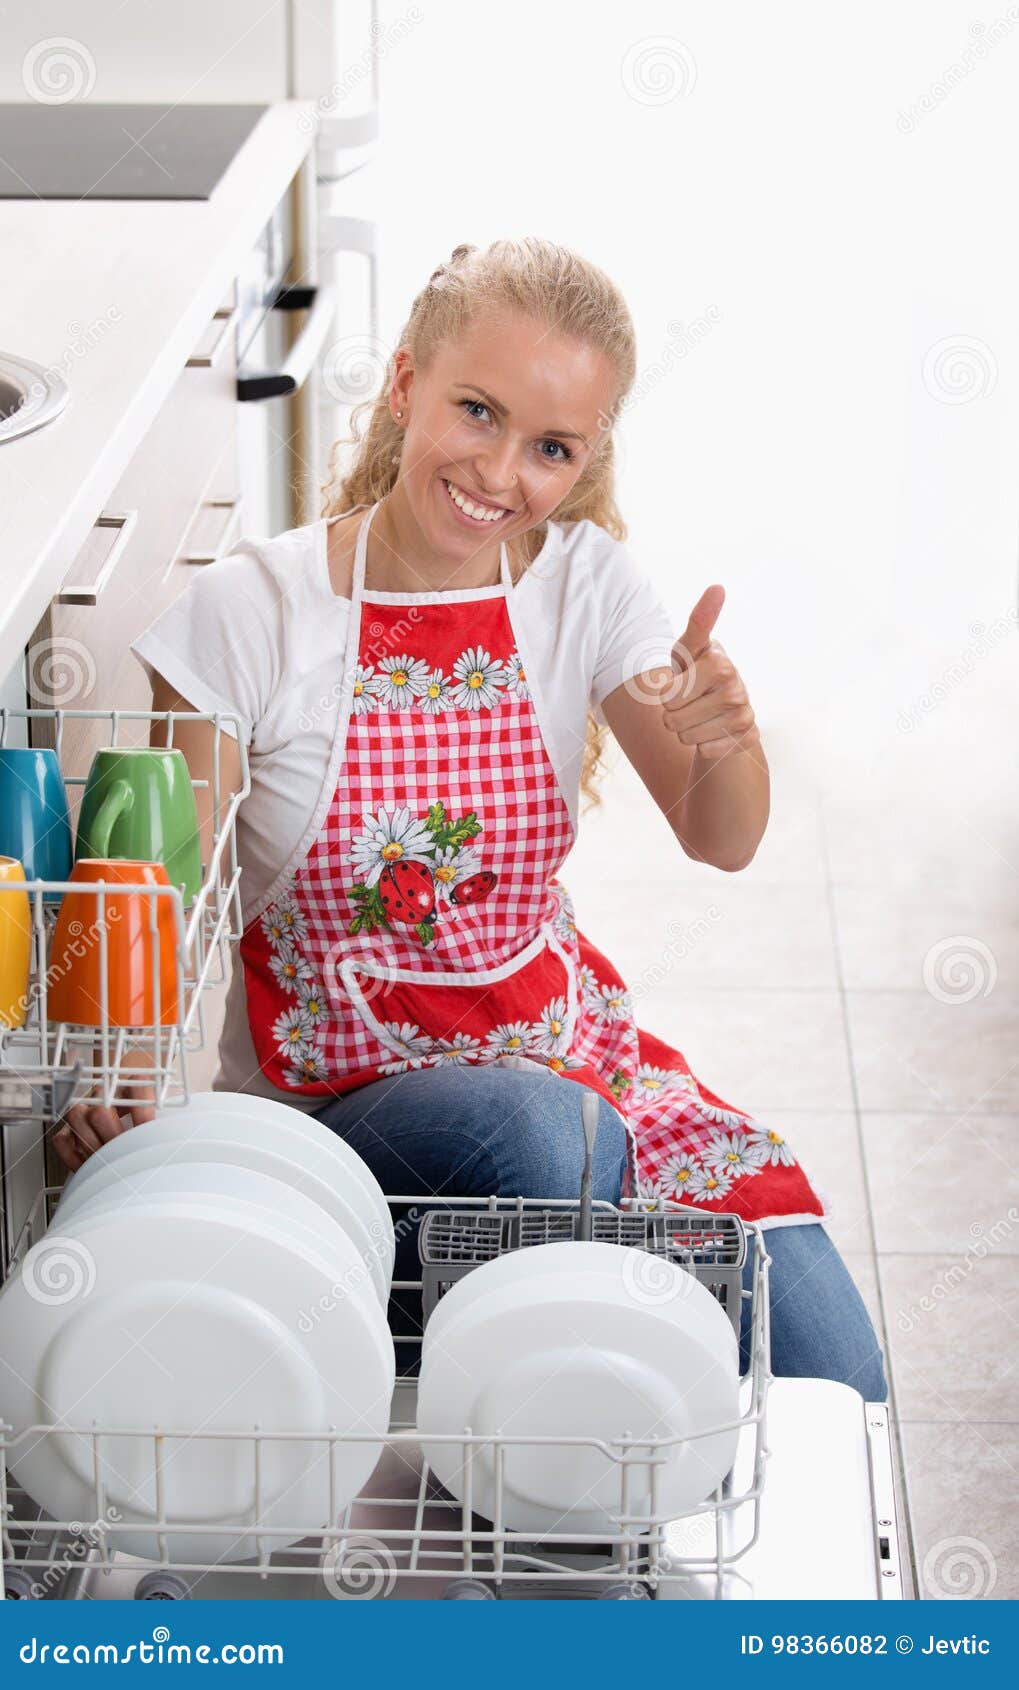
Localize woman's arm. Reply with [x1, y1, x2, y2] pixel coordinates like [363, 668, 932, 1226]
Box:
[50, 672, 243, 1171]
[599, 584, 769, 872]
[674, 736, 769, 871]
[597, 666, 697, 841]
[599, 658, 769, 872]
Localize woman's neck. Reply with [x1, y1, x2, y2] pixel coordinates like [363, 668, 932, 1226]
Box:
[366, 488, 537, 592]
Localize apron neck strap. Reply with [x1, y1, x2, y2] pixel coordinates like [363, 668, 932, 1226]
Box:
[352, 499, 513, 597]
[351, 500, 378, 598]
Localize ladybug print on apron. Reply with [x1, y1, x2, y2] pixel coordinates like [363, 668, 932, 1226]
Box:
[238, 501, 827, 1227]
[347, 802, 497, 946]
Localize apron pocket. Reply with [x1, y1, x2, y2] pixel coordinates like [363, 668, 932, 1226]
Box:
[337, 925, 578, 1069]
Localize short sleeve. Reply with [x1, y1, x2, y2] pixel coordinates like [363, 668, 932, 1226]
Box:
[589, 537, 676, 726]
[130, 544, 282, 743]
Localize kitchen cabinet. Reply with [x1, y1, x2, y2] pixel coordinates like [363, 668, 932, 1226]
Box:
[27, 284, 241, 790]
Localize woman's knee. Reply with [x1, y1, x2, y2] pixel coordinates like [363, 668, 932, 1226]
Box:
[740, 1224, 889, 1401]
[316, 1065, 629, 1203]
[482, 1077, 628, 1201]
[408, 1066, 628, 1201]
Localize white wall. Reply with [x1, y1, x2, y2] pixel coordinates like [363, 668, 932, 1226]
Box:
[366, 0, 1019, 803]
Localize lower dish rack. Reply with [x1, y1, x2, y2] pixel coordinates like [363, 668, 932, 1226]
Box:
[0, 1192, 771, 1601]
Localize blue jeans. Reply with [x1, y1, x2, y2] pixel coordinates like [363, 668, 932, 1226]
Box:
[312, 1064, 888, 1399]
[746, 1223, 888, 1401]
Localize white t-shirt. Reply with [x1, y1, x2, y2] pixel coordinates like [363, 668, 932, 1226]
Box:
[130, 511, 676, 1104]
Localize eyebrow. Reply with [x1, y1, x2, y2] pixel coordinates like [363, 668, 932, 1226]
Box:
[454, 383, 589, 445]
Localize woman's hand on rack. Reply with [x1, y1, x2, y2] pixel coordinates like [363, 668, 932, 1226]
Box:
[50, 1052, 158, 1174]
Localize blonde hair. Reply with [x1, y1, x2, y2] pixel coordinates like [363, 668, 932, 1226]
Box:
[320, 237, 638, 811]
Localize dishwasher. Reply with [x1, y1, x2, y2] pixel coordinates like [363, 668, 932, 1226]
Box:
[0, 707, 905, 1603]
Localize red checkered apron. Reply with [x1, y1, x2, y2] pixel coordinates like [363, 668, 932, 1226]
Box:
[238, 502, 826, 1227]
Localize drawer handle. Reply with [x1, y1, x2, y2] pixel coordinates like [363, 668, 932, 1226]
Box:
[236, 284, 336, 402]
[55, 510, 139, 605]
[177, 497, 243, 567]
[186, 307, 238, 370]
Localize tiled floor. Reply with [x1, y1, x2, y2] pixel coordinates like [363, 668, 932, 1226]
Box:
[561, 739, 1019, 1602]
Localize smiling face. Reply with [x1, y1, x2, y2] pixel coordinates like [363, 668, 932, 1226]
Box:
[388, 308, 619, 565]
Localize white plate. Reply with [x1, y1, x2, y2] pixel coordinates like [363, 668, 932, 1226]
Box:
[55, 1112, 393, 1305]
[418, 1242, 739, 1536]
[59, 1092, 394, 1278]
[153, 1091, 393, 1256]
[56, 1120, 392, 1305]
[423, 1236, 733, 1358]
[176, 1094, 396, 1283]
[56, 1089, 394, 1285]
[56, 1161, 379, 1311]
[0, 1197, 394, 1563]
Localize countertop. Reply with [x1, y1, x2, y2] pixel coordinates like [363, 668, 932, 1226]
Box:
[0, 100, 316, 660]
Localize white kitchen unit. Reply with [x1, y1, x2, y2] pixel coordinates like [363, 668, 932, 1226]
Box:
[0, 103, 318, 658]
[0, 2, 382, 526]
[0, 0, 378, 139]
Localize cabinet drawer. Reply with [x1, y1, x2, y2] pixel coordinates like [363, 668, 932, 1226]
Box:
[58, 319, 239, 602]
[27, 302, 241, 797]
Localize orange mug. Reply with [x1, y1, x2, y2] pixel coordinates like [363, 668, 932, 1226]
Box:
[0, 857, 32, 1031]
[46, 859, 181, 1028]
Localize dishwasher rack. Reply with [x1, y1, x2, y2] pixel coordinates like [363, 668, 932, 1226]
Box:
[0, 707, 250, 1119]
[0, 1192, 772, 1601]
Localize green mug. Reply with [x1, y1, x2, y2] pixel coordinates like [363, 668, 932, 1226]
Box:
[74, 748, 202, 905]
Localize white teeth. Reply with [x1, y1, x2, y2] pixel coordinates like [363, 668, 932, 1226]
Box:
[444, 479, 506, 522]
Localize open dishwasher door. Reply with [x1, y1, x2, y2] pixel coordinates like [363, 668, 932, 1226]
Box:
[659, 1379, 904, 1600]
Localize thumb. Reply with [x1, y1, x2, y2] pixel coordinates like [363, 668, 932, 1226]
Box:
[673, 585, 725, 671]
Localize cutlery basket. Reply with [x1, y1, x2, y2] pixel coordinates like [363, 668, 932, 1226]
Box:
[0, 707, 250, 1118]
[419, 1202, 747, 1340]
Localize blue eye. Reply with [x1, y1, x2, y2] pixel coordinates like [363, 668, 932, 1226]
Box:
[540, 439, 572, 464]
[459, 398, 574, 465]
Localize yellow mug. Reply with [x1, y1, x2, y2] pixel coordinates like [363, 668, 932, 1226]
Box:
[0, 857, 32, 1031]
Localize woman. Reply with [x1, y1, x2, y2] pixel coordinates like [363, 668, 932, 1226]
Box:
[54, 237, 887, 1399]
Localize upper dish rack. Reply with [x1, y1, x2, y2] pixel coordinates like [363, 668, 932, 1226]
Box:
[0, 708, 250, 1120]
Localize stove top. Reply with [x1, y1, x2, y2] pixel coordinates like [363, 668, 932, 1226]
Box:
[0, 103, 268, 200]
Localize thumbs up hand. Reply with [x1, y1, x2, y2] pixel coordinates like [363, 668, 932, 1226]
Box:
[662, 586, 761, 761]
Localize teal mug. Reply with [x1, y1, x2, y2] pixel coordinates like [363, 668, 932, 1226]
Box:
[75, 748, 202, 905]
[0, 747, 73, 903]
